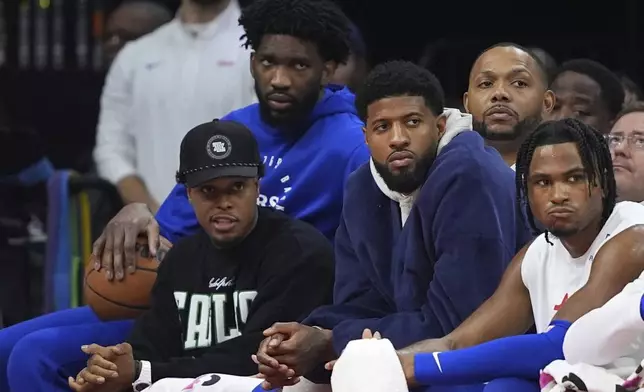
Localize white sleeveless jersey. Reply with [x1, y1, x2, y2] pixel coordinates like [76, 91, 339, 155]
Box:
[522, 201, 644, 377]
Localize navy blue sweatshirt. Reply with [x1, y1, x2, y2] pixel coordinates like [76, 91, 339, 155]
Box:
[305, 132, 532, 353]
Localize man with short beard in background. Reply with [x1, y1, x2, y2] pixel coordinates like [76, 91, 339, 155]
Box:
[547, 59, 624, 135]
[464, 43, 555, 168]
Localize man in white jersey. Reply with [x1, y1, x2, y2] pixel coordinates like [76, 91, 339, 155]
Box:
[329, 118, 644, 392]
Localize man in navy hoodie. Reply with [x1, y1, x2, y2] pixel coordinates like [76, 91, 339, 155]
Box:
[0, 0, 368, 390]
[253, 61, 532, 390]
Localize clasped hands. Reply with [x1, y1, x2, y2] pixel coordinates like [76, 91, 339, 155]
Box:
[69, 326, 412, 391]
[252, 322, 384, 390]
[68, 342, 135, 392]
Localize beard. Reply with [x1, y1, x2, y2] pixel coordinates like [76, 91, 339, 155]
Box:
[256, 82, 320, 130]
[190, 0, 226, 5]
[548, 226, 579, 238]
[373, 146, 437, 194]
[473, 114, 542, 142]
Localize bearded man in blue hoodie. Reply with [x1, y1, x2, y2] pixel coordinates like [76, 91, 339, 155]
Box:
[158, 0, 369, 244]
[0, 0, 368, 390]
[251, 61, 533, 391]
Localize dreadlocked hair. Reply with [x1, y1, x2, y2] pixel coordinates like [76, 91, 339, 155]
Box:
[238, 0, 352, 64]
[515, 118, 616, 244]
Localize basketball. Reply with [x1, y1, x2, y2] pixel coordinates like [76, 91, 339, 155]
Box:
[84, 236, 171, 321]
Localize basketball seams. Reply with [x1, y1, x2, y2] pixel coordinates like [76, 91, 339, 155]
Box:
[136, 266, 158, 273]
[84, 237, 163, 320]
[85, 282, 150, 310]
[85, 268, 157, 309]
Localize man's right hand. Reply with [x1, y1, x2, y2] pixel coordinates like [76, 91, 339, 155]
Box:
[92, 202, 160, 280]
[253, 333, 298, 389]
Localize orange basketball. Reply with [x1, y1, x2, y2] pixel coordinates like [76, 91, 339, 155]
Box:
[84, 236, 170, 321]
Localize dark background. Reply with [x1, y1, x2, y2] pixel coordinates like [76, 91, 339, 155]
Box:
[1, 0, 642, 171]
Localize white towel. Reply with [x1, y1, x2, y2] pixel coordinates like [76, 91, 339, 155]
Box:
[331, 338, 409, 392]
[540, 359, 644, 392]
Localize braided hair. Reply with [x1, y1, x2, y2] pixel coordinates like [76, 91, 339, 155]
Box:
[515, 118, 616, 243]
[238, 0, 352, 64]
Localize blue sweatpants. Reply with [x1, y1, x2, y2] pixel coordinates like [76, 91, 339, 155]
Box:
[413, 378, 539, 392]
[0, 306, 133, 392]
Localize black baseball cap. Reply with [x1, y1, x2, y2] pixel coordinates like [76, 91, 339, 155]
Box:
[176, 119, 262, 187]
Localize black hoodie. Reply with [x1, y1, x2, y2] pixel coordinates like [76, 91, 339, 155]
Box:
[127, 207, 334, 382]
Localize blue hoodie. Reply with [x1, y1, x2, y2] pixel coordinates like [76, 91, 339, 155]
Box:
[156, 86, 369, 243]
[304, 131, 533, 353]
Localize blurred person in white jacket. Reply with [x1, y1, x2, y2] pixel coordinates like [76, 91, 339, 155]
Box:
[102, 0, 173, 67]
[94, 0, 256, 212]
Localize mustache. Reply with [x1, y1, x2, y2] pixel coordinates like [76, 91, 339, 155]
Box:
[473, 115, 542, 141]
[265, 92, 296, 102]
[484, 105, 519, 117]
[387, 149, 416, 161]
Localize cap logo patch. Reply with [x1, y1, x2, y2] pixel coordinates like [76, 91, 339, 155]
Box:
[206, 134, 232, 160]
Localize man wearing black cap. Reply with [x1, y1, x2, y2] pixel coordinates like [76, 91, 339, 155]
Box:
[68, 120, 334, 392]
